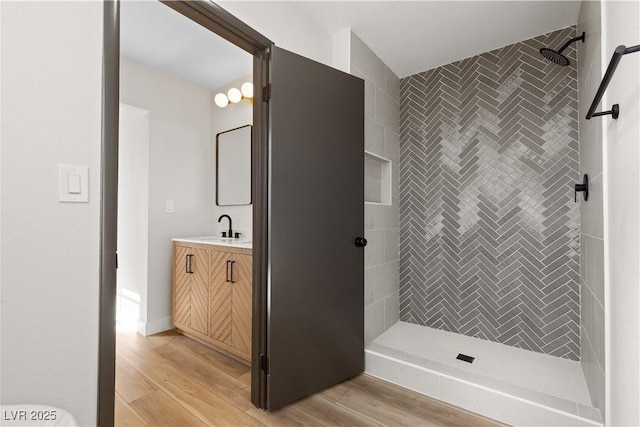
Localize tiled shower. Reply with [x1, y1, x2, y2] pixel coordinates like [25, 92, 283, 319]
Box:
[355, 23, 604, 426]
[398, 27, 580, 360]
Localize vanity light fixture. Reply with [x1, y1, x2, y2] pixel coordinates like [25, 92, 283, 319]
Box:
[241, 82, 253, 98]
[214, 82, 254, 108]
[214, 93, 229, 108]
[228, 87, 242, 103]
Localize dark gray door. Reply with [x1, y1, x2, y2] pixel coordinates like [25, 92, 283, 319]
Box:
[266, 47, 364, 410]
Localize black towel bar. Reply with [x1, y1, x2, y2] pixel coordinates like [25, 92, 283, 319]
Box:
[586, 44, 640, 120]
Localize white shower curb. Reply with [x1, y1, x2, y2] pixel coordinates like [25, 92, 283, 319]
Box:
[365, 344, 603, 427]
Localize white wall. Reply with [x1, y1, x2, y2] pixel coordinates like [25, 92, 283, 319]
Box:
[601, 1, 640, 425]
[120, 58, 213, 333]
[117, 104, 150, 328]
[333, 28, 352, 73]
[0, 2, 103, 425]
[211, 76, 253, 239]
[218, 1, 333, 67]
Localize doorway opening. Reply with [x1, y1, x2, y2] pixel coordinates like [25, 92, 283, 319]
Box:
[116, 0, 253, 345]
[100, 1, 271, 424]
[115, 1, 257, 421]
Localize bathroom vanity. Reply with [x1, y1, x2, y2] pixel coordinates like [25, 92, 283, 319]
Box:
[172, 237, 252, 364]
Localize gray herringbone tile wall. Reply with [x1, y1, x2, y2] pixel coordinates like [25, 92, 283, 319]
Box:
[399, 27, 580, 360]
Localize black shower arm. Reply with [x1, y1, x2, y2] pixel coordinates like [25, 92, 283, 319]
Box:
[557, 32, 586, 54]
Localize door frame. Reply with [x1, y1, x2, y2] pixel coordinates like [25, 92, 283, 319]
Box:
[98, 1, 272, 424]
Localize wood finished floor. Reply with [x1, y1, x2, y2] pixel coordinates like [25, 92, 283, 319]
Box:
[115, 329, 508, 427]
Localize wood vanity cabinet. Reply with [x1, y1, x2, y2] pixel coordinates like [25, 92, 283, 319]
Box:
[173, 245, 209, 335]
[172, 241, 252, 364]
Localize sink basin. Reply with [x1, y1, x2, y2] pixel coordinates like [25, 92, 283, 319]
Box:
[172, 236, 252, 248]
[199, 236, 251, 244]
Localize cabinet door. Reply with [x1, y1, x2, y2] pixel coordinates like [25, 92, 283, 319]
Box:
[209, 250, 232, 345]
[231, 253, 252, 356]
[173, 245, 191, 329]
[190, 247, 209, 335]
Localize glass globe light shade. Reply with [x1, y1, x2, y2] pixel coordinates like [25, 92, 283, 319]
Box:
[241, 82, 254, 98]
[214, 93, 229, 108]
[227, 88, 242, 103]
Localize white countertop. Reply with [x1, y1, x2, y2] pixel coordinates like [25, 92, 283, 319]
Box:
[172, 236, 252, 249]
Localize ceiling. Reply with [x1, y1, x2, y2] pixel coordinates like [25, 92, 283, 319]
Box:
[293, 1, 581, 78]
[120, 1, 581, 87]
[120, 0, 252, 91]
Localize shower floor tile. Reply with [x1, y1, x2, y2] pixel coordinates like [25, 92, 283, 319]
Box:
[372, 321, 592, 405]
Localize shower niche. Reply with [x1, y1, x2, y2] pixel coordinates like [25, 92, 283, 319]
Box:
[364, 151, 392, 205]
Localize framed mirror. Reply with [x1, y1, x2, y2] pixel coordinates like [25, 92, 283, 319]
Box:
[216, 124, 252, 206]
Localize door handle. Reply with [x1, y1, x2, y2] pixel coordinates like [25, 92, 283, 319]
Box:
[575, 174, 589, 202]
[230, 260, 236, 283]
[188, 254, 194, 274]
[185, 254, 194, 274]
[355, 237, 368, 247]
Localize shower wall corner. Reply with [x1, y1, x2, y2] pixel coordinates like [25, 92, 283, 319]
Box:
[349, 31, 401, 342]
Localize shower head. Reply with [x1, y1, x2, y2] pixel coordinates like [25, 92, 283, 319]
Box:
[540, 47, 571, 66]
[539, 32, 585, 66]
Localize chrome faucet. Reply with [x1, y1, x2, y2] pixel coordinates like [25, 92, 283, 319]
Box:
[218, 214, 233, 238]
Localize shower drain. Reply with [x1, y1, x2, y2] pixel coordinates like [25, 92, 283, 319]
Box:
[456, 353, 475, 363]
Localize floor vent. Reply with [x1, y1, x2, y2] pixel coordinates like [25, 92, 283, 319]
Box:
[456, 353, 475, 363]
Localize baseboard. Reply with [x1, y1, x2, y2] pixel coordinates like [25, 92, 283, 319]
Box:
[137, 317, 173, 336]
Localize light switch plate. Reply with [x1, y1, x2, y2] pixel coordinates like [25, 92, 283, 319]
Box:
[165, 199, 174, 214]
[59, 164, 89, 203]
[67, 174, 81, 194]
